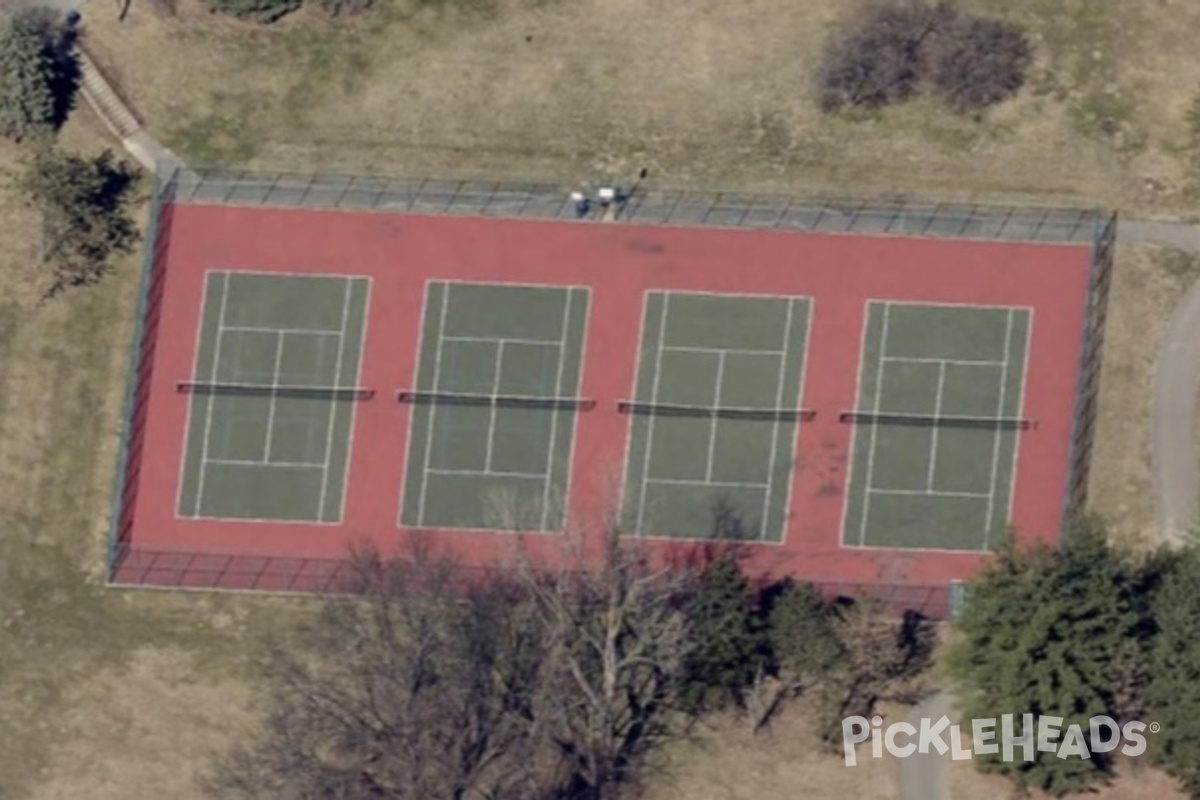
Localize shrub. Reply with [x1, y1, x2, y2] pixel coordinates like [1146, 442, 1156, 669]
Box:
[929, 15, 1032, 111]
[817, 1, 1031, 113]
[208, 0, 301, 24]
[817, 1, 952, 111]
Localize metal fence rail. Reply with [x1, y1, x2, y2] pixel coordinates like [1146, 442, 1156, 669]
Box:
[162, 166, 1105, 244]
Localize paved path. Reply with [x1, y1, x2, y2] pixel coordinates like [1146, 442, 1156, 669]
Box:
[1120, 219, 1200, 546]
[897, 690, 956, 800]
[898, 218, 1200, 800]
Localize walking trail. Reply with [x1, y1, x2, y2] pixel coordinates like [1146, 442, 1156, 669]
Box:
[73, 34, 1200, 800]
[896, 218, 1200, 800]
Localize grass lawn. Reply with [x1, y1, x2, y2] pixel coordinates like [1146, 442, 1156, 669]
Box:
[0, 0, 1197, 797]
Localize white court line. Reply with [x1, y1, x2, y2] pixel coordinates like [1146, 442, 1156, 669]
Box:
[316, 278, 354, 520]
[443, 334, 559, 347]
[396, 278, 435, 527]
[926, 362, 947, 491]
[174, 272, 216, 519]
[858, 303, 891, 545]
[869, 488, 991, 499]
[557, 288, 593, 534]
[984, 309, 1016, 541]
[616, 295, 653, 530]
[1003, 309, 1034, 532]
[259, 332, 286, 463]
[635, 293, 671, 535]
[875, 299, 1025, 310]
[222, 325, 342, 336]
[428, 468, 548, 480]
[648, 477, 771, 490]
[759, 298, 796, 533]
[192, 272, 232, 517]
[207, 458, 324, 469]
[665, 345, 785, 357]
[416, 285, 453, 526]
[483, 342, 506, 472]
[703, 352, 727, 482]
[883, 355, 1006, 367]
[539, 290, 573, 531]
[837, 302, 875, 547]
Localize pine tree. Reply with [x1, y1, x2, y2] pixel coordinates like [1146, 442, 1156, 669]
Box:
[1146, 548, 1200, 797]
[677, 556, 765, 713]
[0, 8, 76, 141]
[950, 517, 1147, 796]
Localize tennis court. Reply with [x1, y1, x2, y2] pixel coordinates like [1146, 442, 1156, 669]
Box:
[399, 281, 590, 531]
[841, 301, 1032, 550]
[621, 291, 812, 542]
[176, 271, 370, 522]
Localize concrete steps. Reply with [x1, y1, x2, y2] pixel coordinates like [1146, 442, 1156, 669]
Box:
[77, 48, 141, 140]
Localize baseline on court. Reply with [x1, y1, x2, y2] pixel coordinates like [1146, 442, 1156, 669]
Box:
[176, 271, 370, 523]
[399, 281, 590, 531]
[621, 291, 812, 542]
[841, 301, 1032, 550]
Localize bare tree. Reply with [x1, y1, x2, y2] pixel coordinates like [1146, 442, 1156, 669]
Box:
[516, 526, 698, 800]
[204, 545, 550, 800]
[206, 517, 704, 800]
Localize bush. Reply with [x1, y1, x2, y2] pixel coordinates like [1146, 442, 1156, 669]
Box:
[817, 1, 1031, 113]
[317, 0, 372, 17]
[208, 0, 301, 24]
[929, 16, 1032, 111]
[817, 2, 950, 111]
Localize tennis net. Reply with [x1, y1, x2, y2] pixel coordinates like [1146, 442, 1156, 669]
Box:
[617, 400, 816, 421]
[838, 410, 1034, 430]
[176, 382, 376, 401]
[396, 390, 597, 411]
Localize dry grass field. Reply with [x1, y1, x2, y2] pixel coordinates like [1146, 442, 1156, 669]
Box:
[75, 0, 1200, 208]
[1, 0, 1199, 797]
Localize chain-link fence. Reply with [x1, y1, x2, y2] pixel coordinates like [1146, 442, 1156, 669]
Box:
[105, 167, 1105, 607]
[107, 543, 960, 617]
[161, 166, 1106, 244]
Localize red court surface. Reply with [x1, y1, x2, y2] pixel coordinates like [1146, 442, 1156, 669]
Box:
[110, 202, 1095, 602]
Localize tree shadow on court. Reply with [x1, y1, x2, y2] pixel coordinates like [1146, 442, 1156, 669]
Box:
[709, 497, 759, 542]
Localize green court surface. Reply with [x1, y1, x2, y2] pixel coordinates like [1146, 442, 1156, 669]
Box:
[399, 281, 589, 531]
[622, 292, 811, 542]
[177, 272, 369, 522]
[842, 301, 1031, 550]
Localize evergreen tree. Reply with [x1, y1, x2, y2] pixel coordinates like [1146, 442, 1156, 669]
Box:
[763, 580, 842, 687]
[950, 517, 1147, 796]
[1146, 547, 1200, 797]
[0, 8, 77, 140]
[678, 556, 765, 712]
